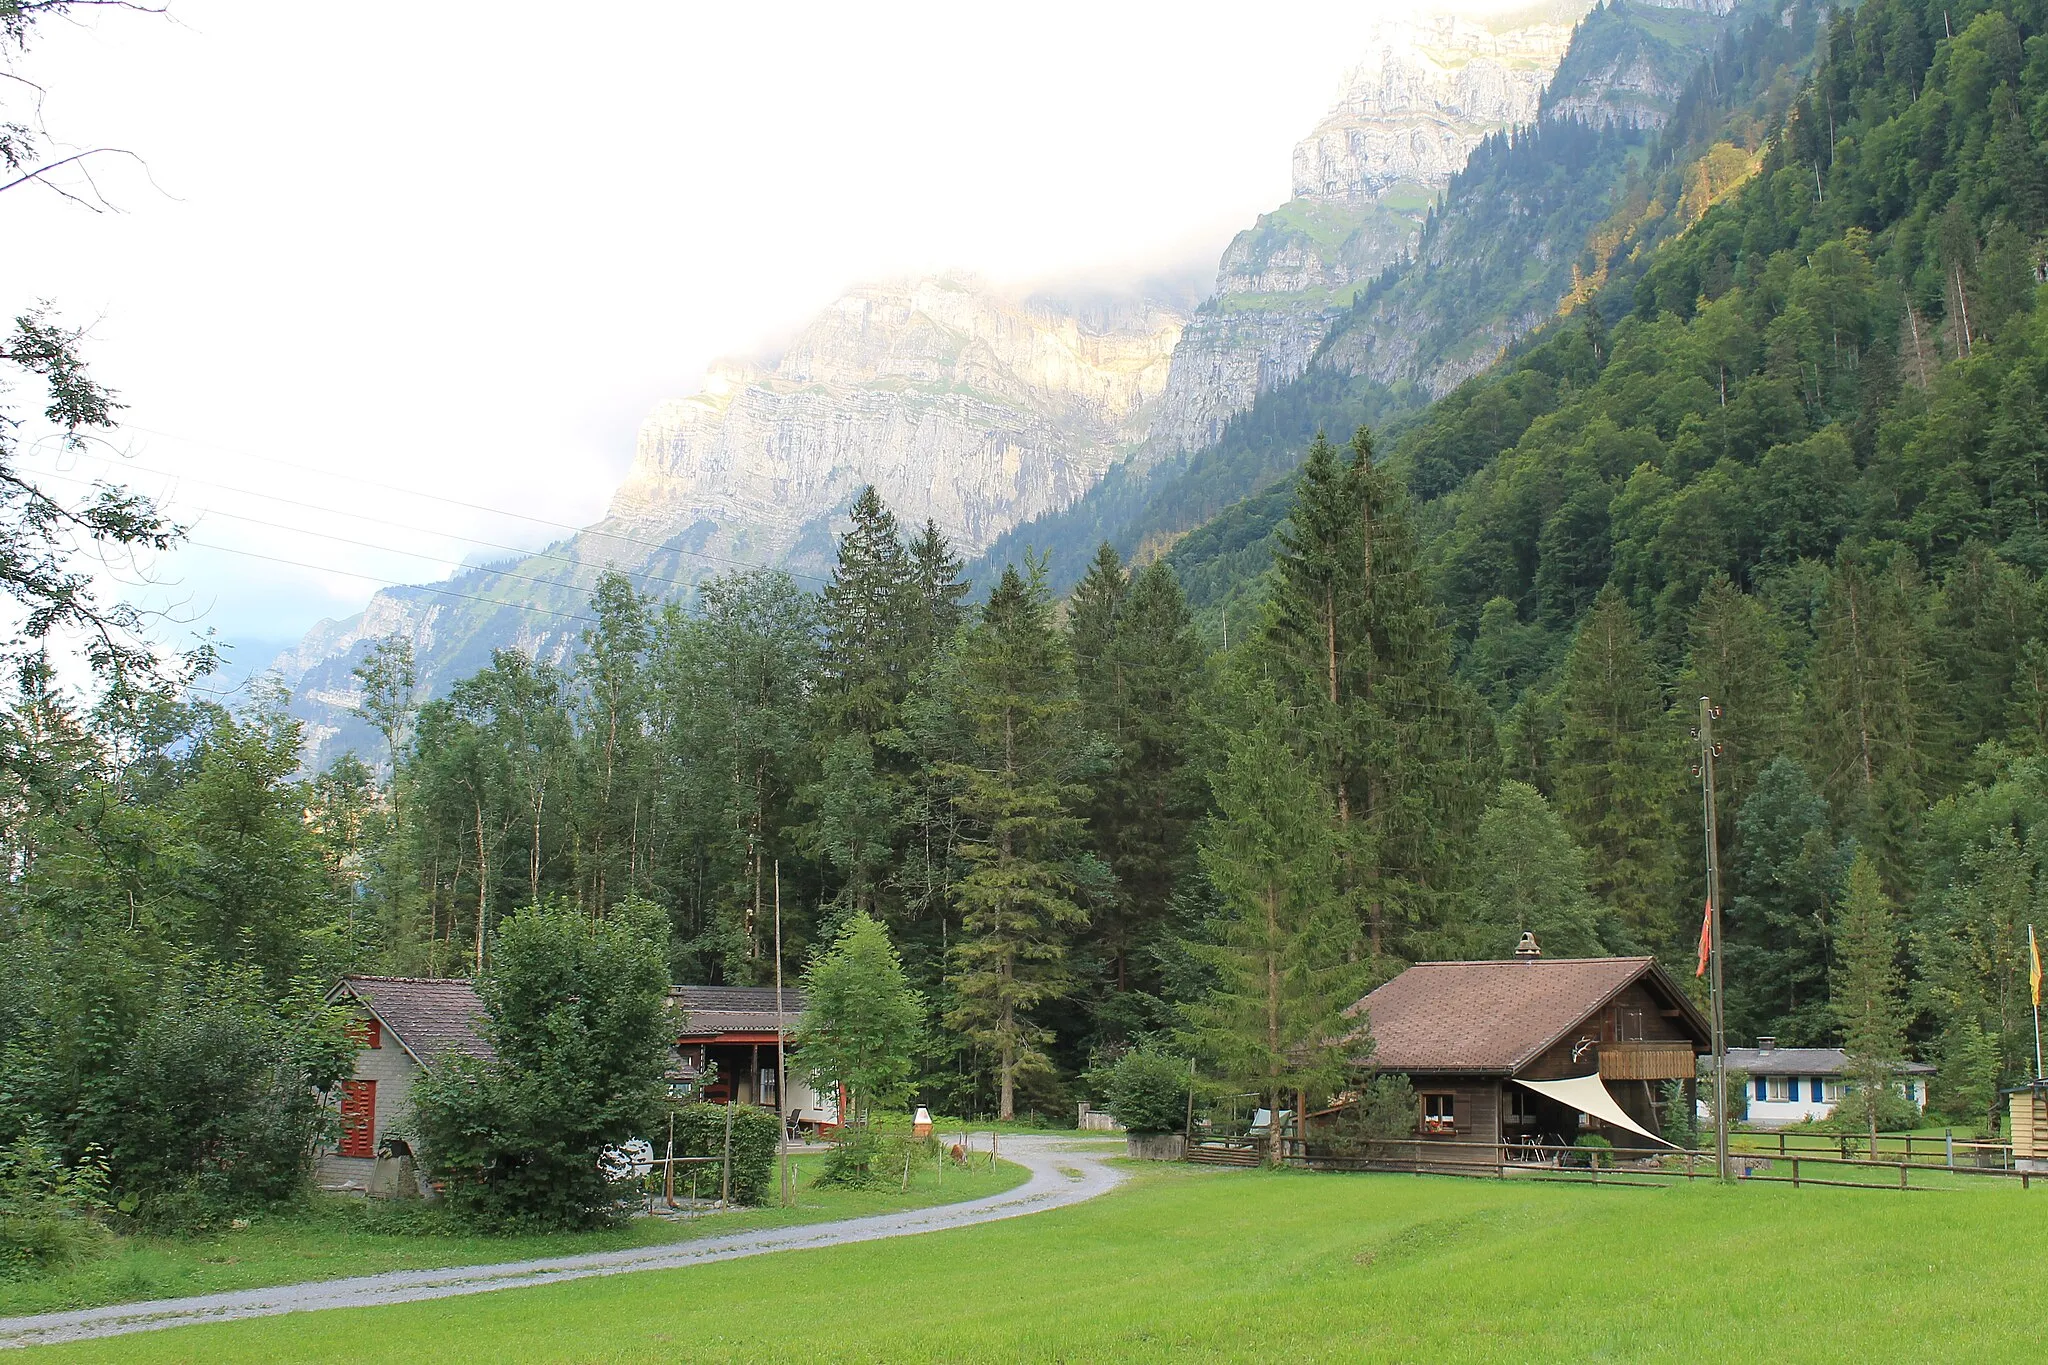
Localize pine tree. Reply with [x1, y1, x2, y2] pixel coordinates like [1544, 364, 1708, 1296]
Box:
[906, 518, 970, 675]
[942, 562, 1091, 1120]
[1262, 426, 1483, 956]
[1555, 585, 1684, 954]
[1803, 550, 1937, 891]
[1070, 551, 1208, 1043]
[1446, 780, 1613, 960]
[1681, 577, 1794, 822]
[1727, 755, 1854, 1045]
[820, 487, 915, 737]
[1832, 852, 1907, 1149]
[1184, 685, 1360, 1164]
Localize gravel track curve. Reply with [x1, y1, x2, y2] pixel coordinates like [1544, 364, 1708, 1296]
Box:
[0, 1136, 1128, 1351]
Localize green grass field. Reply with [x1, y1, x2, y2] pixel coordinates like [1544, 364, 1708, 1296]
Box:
[32, 1162, 2046, 1363]
[0, 1153, 1025, 1320]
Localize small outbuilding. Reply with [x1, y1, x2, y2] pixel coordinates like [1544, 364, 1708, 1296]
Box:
[1722, 1037, 1935, 1128]
[1336, 947, 1712, 1161]
[317, 975, 493, 1195]
[668, 985, 833, 1130]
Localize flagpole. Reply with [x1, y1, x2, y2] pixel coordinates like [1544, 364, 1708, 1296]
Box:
[1696, 697, 1729, 1181]
[775, 861, 791, 1208]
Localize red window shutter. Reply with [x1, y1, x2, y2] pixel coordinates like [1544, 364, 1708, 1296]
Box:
[338, 1079, 377, 1158]
[347, 1017, 383, 1049]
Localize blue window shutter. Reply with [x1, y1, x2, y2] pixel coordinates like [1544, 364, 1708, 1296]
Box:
[1810, 1078, 1824, 1103]
[1756, 1077, 1767, 1102]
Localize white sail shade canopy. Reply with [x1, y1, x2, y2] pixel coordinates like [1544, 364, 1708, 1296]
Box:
[1510, 1073, 1674, 1147]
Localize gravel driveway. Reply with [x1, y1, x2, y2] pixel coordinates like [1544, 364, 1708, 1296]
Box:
[0, 1136, 1128, 1350]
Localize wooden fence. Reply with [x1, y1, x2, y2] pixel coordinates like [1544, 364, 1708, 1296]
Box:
[1178, 1136, 2043, 1191]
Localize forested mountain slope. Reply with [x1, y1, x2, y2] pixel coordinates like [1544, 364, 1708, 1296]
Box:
[1169, 0, 2048, 1113]
[973, 0, 1749, 595]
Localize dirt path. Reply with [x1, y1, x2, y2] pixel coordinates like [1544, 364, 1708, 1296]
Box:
[0, 1136, 1128, 1351]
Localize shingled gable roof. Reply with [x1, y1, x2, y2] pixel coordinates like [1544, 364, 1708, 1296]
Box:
[1348, 956, 1709, 1076]
[330, 976, 494, 1068]
[668, 985, 807, 1039]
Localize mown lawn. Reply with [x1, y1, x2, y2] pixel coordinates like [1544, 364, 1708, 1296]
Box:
[0, 1152, 1025, 1319]
[33, 1162, 2047, 1362]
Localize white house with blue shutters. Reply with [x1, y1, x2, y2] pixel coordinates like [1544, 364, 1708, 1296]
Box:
[1721, 1038, 1936, 1128]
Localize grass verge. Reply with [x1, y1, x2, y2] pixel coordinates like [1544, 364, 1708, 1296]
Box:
[0, 1152, 1026, 1319]
[26, 1160, 2046, 1362]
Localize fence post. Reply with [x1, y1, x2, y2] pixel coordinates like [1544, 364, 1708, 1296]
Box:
[1899, 1161, 1908, 1190]
[1778, 1131, 1787, 1158]
[1792, 1156, 1799, 1188]
[1945, 1129, 1954, 1170]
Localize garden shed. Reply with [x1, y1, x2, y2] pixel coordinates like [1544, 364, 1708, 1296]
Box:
[668, 985, 832, 1130]
[1336, 948, 1711, 1161]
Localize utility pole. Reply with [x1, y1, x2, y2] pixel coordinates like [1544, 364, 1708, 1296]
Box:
[774, 860, 791, 1208]
[1694, 697, 1730, 1181]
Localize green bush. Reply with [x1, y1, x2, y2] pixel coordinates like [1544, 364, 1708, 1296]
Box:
[411, 904, 672, 1230]
[1569, 1133, 1614, 1168]
[0, 1123, 111, 1276]
[1324, 1074, 1421, 1155]
[668, 1103, 780, 1205]
[1105, 1051, 1191, 1135]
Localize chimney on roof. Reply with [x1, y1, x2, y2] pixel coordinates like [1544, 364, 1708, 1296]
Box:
[1514, 931, 1542, 959]
[1757, 1036, 1776, 1052]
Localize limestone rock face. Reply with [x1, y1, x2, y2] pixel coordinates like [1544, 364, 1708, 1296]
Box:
[1291, 6, 1586, 206]
[609, 277, 1185, 560]
[1140, 2, 1593, 465]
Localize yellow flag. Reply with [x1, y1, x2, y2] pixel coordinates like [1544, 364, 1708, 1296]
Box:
[2032, 924, 2042, 1009]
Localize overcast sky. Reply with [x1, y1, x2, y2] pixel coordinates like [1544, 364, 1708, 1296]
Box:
[10, 0, 1426, 662]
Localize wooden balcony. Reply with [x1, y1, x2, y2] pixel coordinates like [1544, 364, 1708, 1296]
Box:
[1598, 1041, 1699, 1081]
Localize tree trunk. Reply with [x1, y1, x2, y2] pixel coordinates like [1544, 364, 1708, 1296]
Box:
[1266, 882, 1282, 1166]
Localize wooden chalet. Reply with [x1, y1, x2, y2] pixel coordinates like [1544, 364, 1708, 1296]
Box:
[668, 985, 832, 1128]
[1336, 944, 1711, 1160]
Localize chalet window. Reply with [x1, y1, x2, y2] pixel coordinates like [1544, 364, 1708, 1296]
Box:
[1421, 1093, 1455, 1135]
[759, 1067, 778, 1106]
[1618, 1009, 1645, 1042]
[338, 1079, 377, 1158]
[1903, 1080, 1917, 1103]
[1505, 1088, 1537, 1127]
[1766, 1077, 1791, 1102]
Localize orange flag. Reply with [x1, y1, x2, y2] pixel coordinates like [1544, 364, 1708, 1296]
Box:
[2030, 924, 2041, 1009]
[1696, 899, 1713, 978]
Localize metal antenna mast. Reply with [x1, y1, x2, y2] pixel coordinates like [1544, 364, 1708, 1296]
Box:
[1694, 697, 1730, 1180]
[774, 860, 791, 1208]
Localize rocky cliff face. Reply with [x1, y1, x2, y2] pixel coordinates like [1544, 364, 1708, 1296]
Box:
[1292, 5, 1588, 205]
[272, 276, 1185, 769]
[609, 278, 1183, 562]
[1137, 1, 1595, 467]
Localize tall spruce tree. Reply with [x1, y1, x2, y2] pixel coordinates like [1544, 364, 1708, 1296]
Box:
[1727, 756, 1854, 1045]
[1554, 585, 1684, 955]
[1185, 685, 1359, 1165]
[907, 517, 970, 674]
[942, 562, 1093, 1120]
[1681, 577, 1794, 825]
[1069, 547, 1208, 1042]
[1262, 426, 1482, 957]
[821, 487, 916, 737]
[1804, 550, 1938, 892]
[1832, 852, 1907, 1149]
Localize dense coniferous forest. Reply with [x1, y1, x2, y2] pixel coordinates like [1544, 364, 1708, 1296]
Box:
[5, 0, 2047, 1225]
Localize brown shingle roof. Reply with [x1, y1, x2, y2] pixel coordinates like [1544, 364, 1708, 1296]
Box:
[332, 976, 493, 1067]
[1349, 957, 1704, 1076]
[668, 985, 805, 1038]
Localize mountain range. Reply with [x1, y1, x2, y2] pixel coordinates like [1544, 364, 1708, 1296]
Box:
[273, 0, 1762, 768]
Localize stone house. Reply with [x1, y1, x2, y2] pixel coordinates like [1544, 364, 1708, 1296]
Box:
[316, 975, 492, 1195]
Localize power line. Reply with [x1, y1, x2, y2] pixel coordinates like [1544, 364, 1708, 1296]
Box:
[34, 466, 708, 604]
[181, 539, 601, 628]
[108, 429, 850, 584]
[45, 463, 714, 596]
